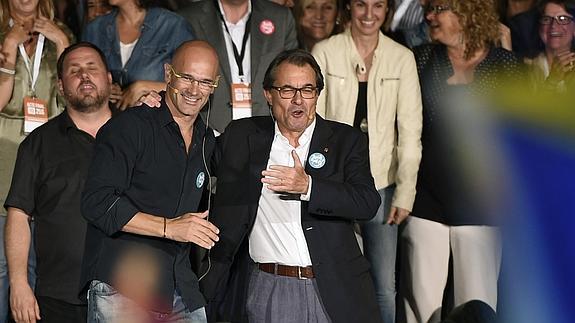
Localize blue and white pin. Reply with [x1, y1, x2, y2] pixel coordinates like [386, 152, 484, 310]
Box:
[196, 171, 206, 188]
[308, 152, 326, 169]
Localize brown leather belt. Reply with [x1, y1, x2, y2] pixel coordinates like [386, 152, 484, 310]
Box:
[258, 263, 314, 279]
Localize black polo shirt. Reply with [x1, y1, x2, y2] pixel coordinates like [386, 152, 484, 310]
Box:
[4, 110, 96, 304]
[81, 93, 215, 313]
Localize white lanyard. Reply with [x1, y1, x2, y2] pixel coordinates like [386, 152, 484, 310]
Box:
[9, 19, 45, 94]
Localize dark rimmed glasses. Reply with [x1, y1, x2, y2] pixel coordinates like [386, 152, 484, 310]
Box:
[425, 4, 452, 15]
[540, 15, 574, 25]
[271, 86, 318, 99]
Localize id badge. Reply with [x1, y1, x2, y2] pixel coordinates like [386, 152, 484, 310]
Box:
[23, 96, 48, 134]
[231, 82, 251, 120]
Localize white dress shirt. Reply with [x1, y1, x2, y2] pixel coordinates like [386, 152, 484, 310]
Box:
[217, 0, 252, 84]
[249, 120, 316, 266]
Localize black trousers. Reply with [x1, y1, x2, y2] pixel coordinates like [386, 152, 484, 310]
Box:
[35, 295, 87, 323]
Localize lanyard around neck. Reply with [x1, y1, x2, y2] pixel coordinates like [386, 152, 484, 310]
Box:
[9, 18, 46, 94]
[215, 0, 252, 78]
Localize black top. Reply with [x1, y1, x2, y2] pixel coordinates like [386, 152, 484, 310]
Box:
[4, 111, 95, 304]
[412, 44, 520, 225]
[81, 92, 216, 313]
[353, 81, 368, 137]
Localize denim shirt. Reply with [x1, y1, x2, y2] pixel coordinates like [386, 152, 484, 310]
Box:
[82, 7, 195, 88]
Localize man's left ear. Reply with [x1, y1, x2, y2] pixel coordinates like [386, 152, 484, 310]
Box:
[164, 63, 172, 83]
[210, 75, 221, 94]
[264, 89, 273, 106]
[57, 79, 64, 95]
[107, 72, 112, 85]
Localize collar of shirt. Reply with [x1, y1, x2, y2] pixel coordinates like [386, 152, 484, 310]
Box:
[216, 0, 252, 26]
[58, 107, 117, 136]
[157, 91, 208, 139]
[110, 7, 161, 31]
[273, 118, 317, 149]
[217, 0, 252, 83]
[58, 109, 78, 134]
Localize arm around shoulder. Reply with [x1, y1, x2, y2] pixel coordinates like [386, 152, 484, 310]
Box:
[81, 116, 142, 236]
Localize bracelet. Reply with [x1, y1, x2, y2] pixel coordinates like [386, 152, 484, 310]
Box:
[163, 217, 167, 238]
[0, 67, 15, 75]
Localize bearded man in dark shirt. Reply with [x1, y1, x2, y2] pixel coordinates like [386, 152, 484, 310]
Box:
[4, 42, 113, 323]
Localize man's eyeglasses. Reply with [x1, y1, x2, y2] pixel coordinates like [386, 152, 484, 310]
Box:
[425, 4, 452, 15]
[540, 15, 574, 25]
[169, 65, 219, 91]
[271, 86, 318, 99]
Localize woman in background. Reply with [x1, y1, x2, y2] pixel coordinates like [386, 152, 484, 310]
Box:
[402, 1, 520, 322]
[0, 0, 72, 321]
[83, 0, 194, 109]
[313, 0, 423, 322]
[293, 0, 342, 51]
[525, 0, 575, 91]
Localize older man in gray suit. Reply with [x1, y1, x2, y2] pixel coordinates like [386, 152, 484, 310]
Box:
[181, 0, 298, 133]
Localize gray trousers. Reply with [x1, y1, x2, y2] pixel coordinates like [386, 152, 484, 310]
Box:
[246, 268, 332, 323]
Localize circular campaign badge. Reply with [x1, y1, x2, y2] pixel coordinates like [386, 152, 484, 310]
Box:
[196, 171, 205, 189]
[308, 152, 326, 169]
[259, 19, 275, 35]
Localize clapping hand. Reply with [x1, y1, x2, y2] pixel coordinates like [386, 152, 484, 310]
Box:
[32, 17, 69, 49]
[549, 51, 575, 82]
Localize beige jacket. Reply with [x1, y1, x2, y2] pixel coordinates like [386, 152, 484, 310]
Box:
[312, 29, 422, 211]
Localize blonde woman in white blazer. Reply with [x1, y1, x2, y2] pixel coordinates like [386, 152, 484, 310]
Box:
[312, 0, 422, 321]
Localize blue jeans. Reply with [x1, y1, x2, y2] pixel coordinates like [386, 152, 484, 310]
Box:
[0, 216, 36, 323]
[361, 186, 398, 323]
[87, 280, 207, 322]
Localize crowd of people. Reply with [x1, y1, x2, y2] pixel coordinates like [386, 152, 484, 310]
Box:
[0, 0, 572, 322]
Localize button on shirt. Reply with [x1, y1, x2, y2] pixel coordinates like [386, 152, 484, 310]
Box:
[81, 93, 215, 312]
[4, 111, 97, 304]
[249, 120, 316, 267]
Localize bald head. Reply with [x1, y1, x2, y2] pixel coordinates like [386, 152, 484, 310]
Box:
[171, 40, 219, 75]
[163, 40, 221, 119]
